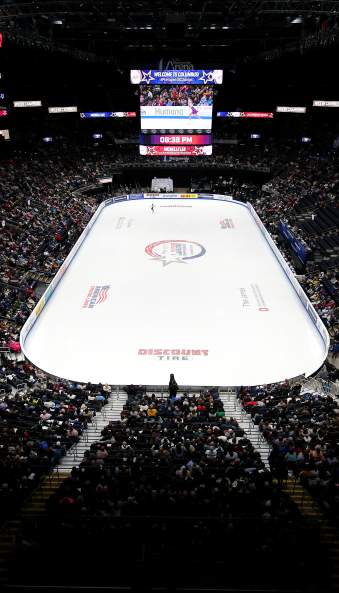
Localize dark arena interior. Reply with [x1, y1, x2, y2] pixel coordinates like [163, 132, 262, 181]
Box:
[1, 2, 339, 593]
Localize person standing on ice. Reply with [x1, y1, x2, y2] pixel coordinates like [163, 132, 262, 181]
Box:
[169, 373, 178, 400]
[151, 203, 155, 213]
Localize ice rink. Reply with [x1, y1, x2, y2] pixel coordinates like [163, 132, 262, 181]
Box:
[21, 196, 328, 386]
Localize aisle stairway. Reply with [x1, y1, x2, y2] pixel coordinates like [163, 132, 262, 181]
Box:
[219, 389, 270, 467]
[284, 478, 339, 592]
[20, 472, 70, 517]
[55, 389, 127, 472]
[0, 472, 69, 586]
[0, 520, 20, 586]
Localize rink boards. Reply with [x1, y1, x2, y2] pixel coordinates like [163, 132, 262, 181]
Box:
[20, 193, 329, 386]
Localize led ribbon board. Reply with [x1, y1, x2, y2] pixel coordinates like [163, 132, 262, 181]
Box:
[140, 134, 212, 145]
[48, 106, 78, 113]
[139, 145, 212, 156]
[131, 69, 223, 85]
[80, 111, 136, 118]
[217, 111, 273, 118]
[13, 100, 42, 107]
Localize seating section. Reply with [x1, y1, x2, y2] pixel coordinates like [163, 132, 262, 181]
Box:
[12, 387, 328, 591]
[239, 382, 339, 520]
[0, 362, 109, 517]
[300, 207, 339, 262]
[49, 388, 277, 517]
[0, 144, 338, 531]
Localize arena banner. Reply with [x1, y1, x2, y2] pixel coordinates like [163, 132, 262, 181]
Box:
[112, 196, 128, 202]
[13, 100, 42, 107]
[143, 193, 199, 199]
[313, 100, 339, 107]
[217, 111, 273, 118]
[110, 112, 137, 117]
[140, 134, 212, 145]
[48, 106, 78, 113]
[80, 111, 136, 118]
[276, 106, 306, 113]
[279, 221, 308, 264]
[248, 203, 329, 358]
[128, 194, 144, 200]
[131, 69, 223, 85]
[199, 193, 233, 200]
[98, 177, 112, 184]
[140, 145, 212, 156]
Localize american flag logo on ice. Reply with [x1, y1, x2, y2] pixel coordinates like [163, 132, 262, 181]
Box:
[82, 285, 110, 309]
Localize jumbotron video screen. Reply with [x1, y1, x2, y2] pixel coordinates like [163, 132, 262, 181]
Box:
[130, 69, 223, 156]
[140, 84, 213, 131]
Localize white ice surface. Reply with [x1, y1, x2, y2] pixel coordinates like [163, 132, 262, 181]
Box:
[22, 198, 327, 386]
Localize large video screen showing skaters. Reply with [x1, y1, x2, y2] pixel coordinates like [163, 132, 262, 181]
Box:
[140, 84, 213, 131]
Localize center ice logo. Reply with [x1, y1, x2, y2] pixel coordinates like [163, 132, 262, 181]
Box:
[145, 240, 206, 267]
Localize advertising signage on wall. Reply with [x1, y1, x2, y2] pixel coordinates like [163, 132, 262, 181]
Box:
[279, 221, 308, 264]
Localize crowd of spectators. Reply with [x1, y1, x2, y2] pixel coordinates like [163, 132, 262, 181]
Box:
[0, 364, 110, 517]
[239, 377, 339, 519]
[34, 389, 324, 590]
[0, 150, 119, 517]
[112, 144, 278, 171]
[0, 142, 336, 593]
[140, 84, 214, 107]
[49, 387, 297, 520]
[0, 140, 338, 523]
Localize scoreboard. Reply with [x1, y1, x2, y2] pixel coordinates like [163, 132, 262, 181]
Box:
[140, 134, 212, 145]
[132, 69, 223, 157]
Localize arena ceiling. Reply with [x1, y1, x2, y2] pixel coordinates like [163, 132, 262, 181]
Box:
[1, 0, 339, 64]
